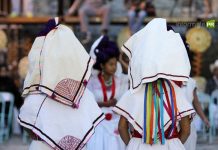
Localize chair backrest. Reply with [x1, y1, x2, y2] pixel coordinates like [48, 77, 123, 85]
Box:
[0, 92, 14, 138]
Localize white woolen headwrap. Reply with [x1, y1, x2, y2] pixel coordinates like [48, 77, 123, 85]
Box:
[122, 18, 191, 93]
[23, 18, 94, 107]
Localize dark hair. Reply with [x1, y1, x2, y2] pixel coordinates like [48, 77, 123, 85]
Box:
[93, 36, 120, 70]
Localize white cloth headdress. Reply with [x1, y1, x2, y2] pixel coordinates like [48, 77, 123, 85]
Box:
[23, 18, 94, 107]
[122, 18, 191, 93]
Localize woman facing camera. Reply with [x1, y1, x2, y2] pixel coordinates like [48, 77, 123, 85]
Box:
[87, 36, 128, 150]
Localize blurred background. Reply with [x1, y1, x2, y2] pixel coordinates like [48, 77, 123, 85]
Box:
[0, 0, 218, 150]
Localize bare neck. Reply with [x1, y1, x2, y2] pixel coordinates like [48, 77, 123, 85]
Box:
[102, 72, 112, 81]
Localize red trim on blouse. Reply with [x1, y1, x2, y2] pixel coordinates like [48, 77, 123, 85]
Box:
[98, 73, 116, 102]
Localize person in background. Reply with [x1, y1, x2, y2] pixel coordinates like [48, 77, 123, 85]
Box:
[87, 36, 128, 150]
[10, 0, 33, 17]
[196, 0, 218, 18]
[125, 0, 147, 34]
[66, 0, 111, 44]
[206, 59, 218, 95]
[183, 78, 210, 150]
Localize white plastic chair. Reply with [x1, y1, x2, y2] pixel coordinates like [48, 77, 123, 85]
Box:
[0, 92, 14, 143]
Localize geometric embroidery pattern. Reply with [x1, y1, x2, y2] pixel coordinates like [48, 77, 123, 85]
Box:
[55, 135, 85, 150]
[54, 79, 85, 106]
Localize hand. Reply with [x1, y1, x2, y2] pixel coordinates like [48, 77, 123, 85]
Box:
[203, 118, 210, 128]
[108, 98, 117, 106]
[98, 99, 117, 107]
[119, 52, 129, 73]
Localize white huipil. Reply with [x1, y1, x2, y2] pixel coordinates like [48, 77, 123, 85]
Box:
[18, 18, 105, 150]
[114, 80, 195, 150]
[183, 78, 198, 150]
[87, 73, 128, 150]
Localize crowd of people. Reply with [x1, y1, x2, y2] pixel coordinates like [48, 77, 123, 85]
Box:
[2, 0, 217, 37]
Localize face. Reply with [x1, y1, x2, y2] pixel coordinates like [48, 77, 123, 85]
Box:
[101, 57, 117, 76]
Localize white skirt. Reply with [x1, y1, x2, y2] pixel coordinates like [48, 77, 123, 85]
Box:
[87, 108, 126, 150]
[126, 138, 185, 150]
[184, 123, 197, 150]
[29, 141, 87, 150]
[29, 141, 52, 150]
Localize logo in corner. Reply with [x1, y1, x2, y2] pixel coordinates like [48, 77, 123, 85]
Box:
[206, 20, 215, 29]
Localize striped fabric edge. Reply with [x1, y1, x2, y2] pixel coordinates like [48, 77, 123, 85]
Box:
[17, 113, 105, 150]
[113, 106, 195, 138]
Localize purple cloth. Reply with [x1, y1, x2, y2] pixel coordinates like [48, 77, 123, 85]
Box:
[38, 18, 58, 37]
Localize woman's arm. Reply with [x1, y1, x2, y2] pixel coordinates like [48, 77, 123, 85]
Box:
[178, 116, 191, 144]
[118, 116, 131, 145]
[192, 88, 210, 127]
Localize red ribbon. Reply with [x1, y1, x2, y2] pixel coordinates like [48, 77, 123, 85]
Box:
[98, 73, 116, 102]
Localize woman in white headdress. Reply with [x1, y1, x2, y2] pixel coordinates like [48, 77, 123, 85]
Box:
[113, 18, 196, 150]
[86, 36, 128, 150]
[18, 18, 104, 150]
[183, 77, 210, 150]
